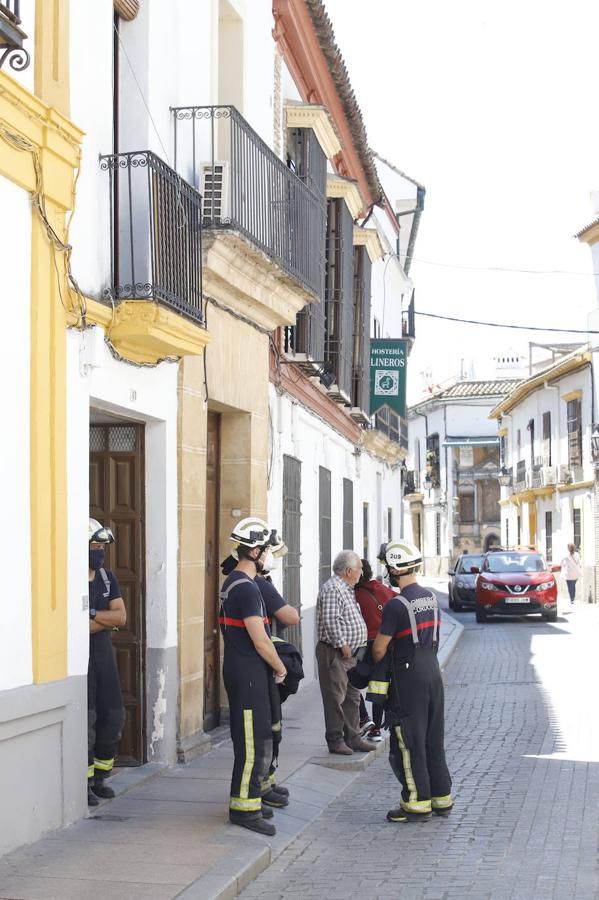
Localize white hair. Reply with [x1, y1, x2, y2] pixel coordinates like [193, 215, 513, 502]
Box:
[333, 550, 361, 575]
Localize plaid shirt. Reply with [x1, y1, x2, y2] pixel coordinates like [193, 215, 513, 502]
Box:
[316, 574, 367, 651]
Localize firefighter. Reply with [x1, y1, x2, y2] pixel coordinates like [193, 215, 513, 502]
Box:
[87, 519, 126, 806]
[372, 540, 452, 823]
[220, 518, 287, 836]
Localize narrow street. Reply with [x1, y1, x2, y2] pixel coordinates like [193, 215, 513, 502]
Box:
[241, 591, 599, 900]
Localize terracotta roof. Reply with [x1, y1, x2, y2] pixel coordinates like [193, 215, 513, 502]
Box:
[574, 216, 599, 240]
[439, 379, 522, 399]
[303, 0, 383, 202]
[410, 379, 522, 412]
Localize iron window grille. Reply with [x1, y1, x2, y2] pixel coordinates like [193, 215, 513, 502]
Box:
[567, 398, 583, 467]
[351, 246, 371, 414]
[171, 105, 326, 300]
[343, 478, 354, 549]
[374, 406, 401, 444]
[100, 150, 203, 324]
[542, 411, 552, 466]
[319, 466, 332, 587]
[404, 470, 417, 496]
[281, 455, 302, 652]
[573, 507, 581, 550]
[324, 198, 355, 402]
[545, 511, 552, 561]
[0, 1, 29, 71]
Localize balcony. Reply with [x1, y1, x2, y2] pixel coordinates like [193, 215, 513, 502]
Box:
[171, 105, 326, 320]
[0, 1, 30, 71]
[514, 458, 527, 493]
[100, 151, 203, 324]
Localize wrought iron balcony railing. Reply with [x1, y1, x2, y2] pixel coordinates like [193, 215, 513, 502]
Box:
[404, 470, 417, 495]
[100, 150, 203, 323]
[0, 1, 30, 71]
[171, 105, 326, 300]
[375, 406, 401, 444]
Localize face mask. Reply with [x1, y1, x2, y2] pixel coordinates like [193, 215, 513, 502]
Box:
[89, 548, 105, 571]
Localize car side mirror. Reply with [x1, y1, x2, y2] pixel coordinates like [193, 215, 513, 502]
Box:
[470, 566, 480, 574]
[550, 564, 561, 573]
[448, 570, 454, 576]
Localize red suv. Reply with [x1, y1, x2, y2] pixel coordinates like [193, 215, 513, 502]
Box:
[473, 550, 559, 623]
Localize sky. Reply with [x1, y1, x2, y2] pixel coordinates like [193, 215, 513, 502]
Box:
[323, 0, 599, 402]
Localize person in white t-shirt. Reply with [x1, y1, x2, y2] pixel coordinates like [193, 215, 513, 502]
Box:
[561, 544, 582, 603]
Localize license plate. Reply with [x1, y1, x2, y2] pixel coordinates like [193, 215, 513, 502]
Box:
[505, 597, 530, 604]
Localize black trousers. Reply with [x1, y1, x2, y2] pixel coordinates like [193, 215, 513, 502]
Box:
[88, 637, 125, 782]
[388, 648, 452, 815]
[223, 649, 273, 818]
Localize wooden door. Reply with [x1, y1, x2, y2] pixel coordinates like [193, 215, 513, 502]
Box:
[203, 412, 221, 731]
[90, 423, 145, 765]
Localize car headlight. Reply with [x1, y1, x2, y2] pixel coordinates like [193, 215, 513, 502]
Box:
[457, 581, 466, 588]
[537, 581, 554, 591]
[480, 582, 497, 591]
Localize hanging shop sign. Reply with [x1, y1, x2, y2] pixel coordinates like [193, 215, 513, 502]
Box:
[369, 339, 407, 418]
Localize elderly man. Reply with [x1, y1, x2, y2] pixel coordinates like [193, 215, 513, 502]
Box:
[316, 550, 374, 755]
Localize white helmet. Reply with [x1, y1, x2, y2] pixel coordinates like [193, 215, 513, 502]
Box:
[89, 518, 115, 544]
[378, 540, 422, 573]
[230, 517, 280, 550]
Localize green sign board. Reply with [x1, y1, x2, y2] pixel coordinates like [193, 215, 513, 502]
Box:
[369, 339, 407, 418]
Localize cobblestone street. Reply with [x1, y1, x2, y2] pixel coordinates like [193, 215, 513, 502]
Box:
[241, 595, 599, 900]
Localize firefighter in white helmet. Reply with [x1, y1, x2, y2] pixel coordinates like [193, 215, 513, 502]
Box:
[372, 539, 453, 823]
[219, 518, 287, 836]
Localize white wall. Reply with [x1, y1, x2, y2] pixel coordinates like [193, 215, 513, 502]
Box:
[66, 328, 180, 677]
[0, 176, 32, 691]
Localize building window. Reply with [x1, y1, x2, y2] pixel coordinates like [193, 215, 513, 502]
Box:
[387, 507, 393, 540]
[286, 127, 327, 196]
[459, 491, 475, 523]
[282, 455, 302, 649]
[426, 433, 440, 487]
[324, 197, 355, 398]
[573, 507, 581, 551]
[351, 246, 371, 413]
[567, 399, 583, 467]
[505, 518, 509, 549]
[343, 478, 354, 549]
[545, 511, 553, 561]
[542, 411, 552, 466]
[480, 479, 500, 524]
[517, 429, 521, 460]
[527, 418, 535, 467]
[500, 434, 507, 468]
[319, 466, 332, 586]
[363, 502, 369, 558]
[435, 513, 441, 556]
[517, 515, 521, 546]
[373, 316, 381, 339]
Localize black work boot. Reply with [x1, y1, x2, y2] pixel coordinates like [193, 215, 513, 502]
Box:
[270, 783, 289, 798]
[91, 778, 115, 800]
[262, 788, 289, 808]
[261, 804, 274, 819]
[387, 806, 432, 823]
[87, 785, 99, 806]
[229, 813, 276, 836]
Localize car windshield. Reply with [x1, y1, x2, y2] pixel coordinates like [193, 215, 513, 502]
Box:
[485, 553, 546, 574]
[456, 555, 483, 574]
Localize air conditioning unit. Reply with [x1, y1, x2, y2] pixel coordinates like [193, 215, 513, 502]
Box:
[558, 464, 572, 484]
[542, 465, 556, 486]
[199, 162, 230, 224]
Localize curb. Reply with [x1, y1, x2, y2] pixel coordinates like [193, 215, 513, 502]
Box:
[437, 610, 464, 671]
[174, 739, 388, 900]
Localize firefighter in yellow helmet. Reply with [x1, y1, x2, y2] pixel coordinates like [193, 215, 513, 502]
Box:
[220, 518, 287, 835]
[372, 540, 452, 823]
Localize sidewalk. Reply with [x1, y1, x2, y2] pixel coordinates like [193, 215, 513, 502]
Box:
[0, 610, 462, 900]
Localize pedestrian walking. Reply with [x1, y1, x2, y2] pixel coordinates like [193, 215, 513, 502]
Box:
[354, 559, 394, 742]
[315, 550, 375, 755]
[87, 519, 127, 807]
[219, 518, 287, 836]
[561, 543, 582, 603]
[373, 540, 452, 823]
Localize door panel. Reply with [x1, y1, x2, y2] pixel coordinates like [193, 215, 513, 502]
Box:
[203, 412, 221, 731]
[90, 423, 145, 766]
